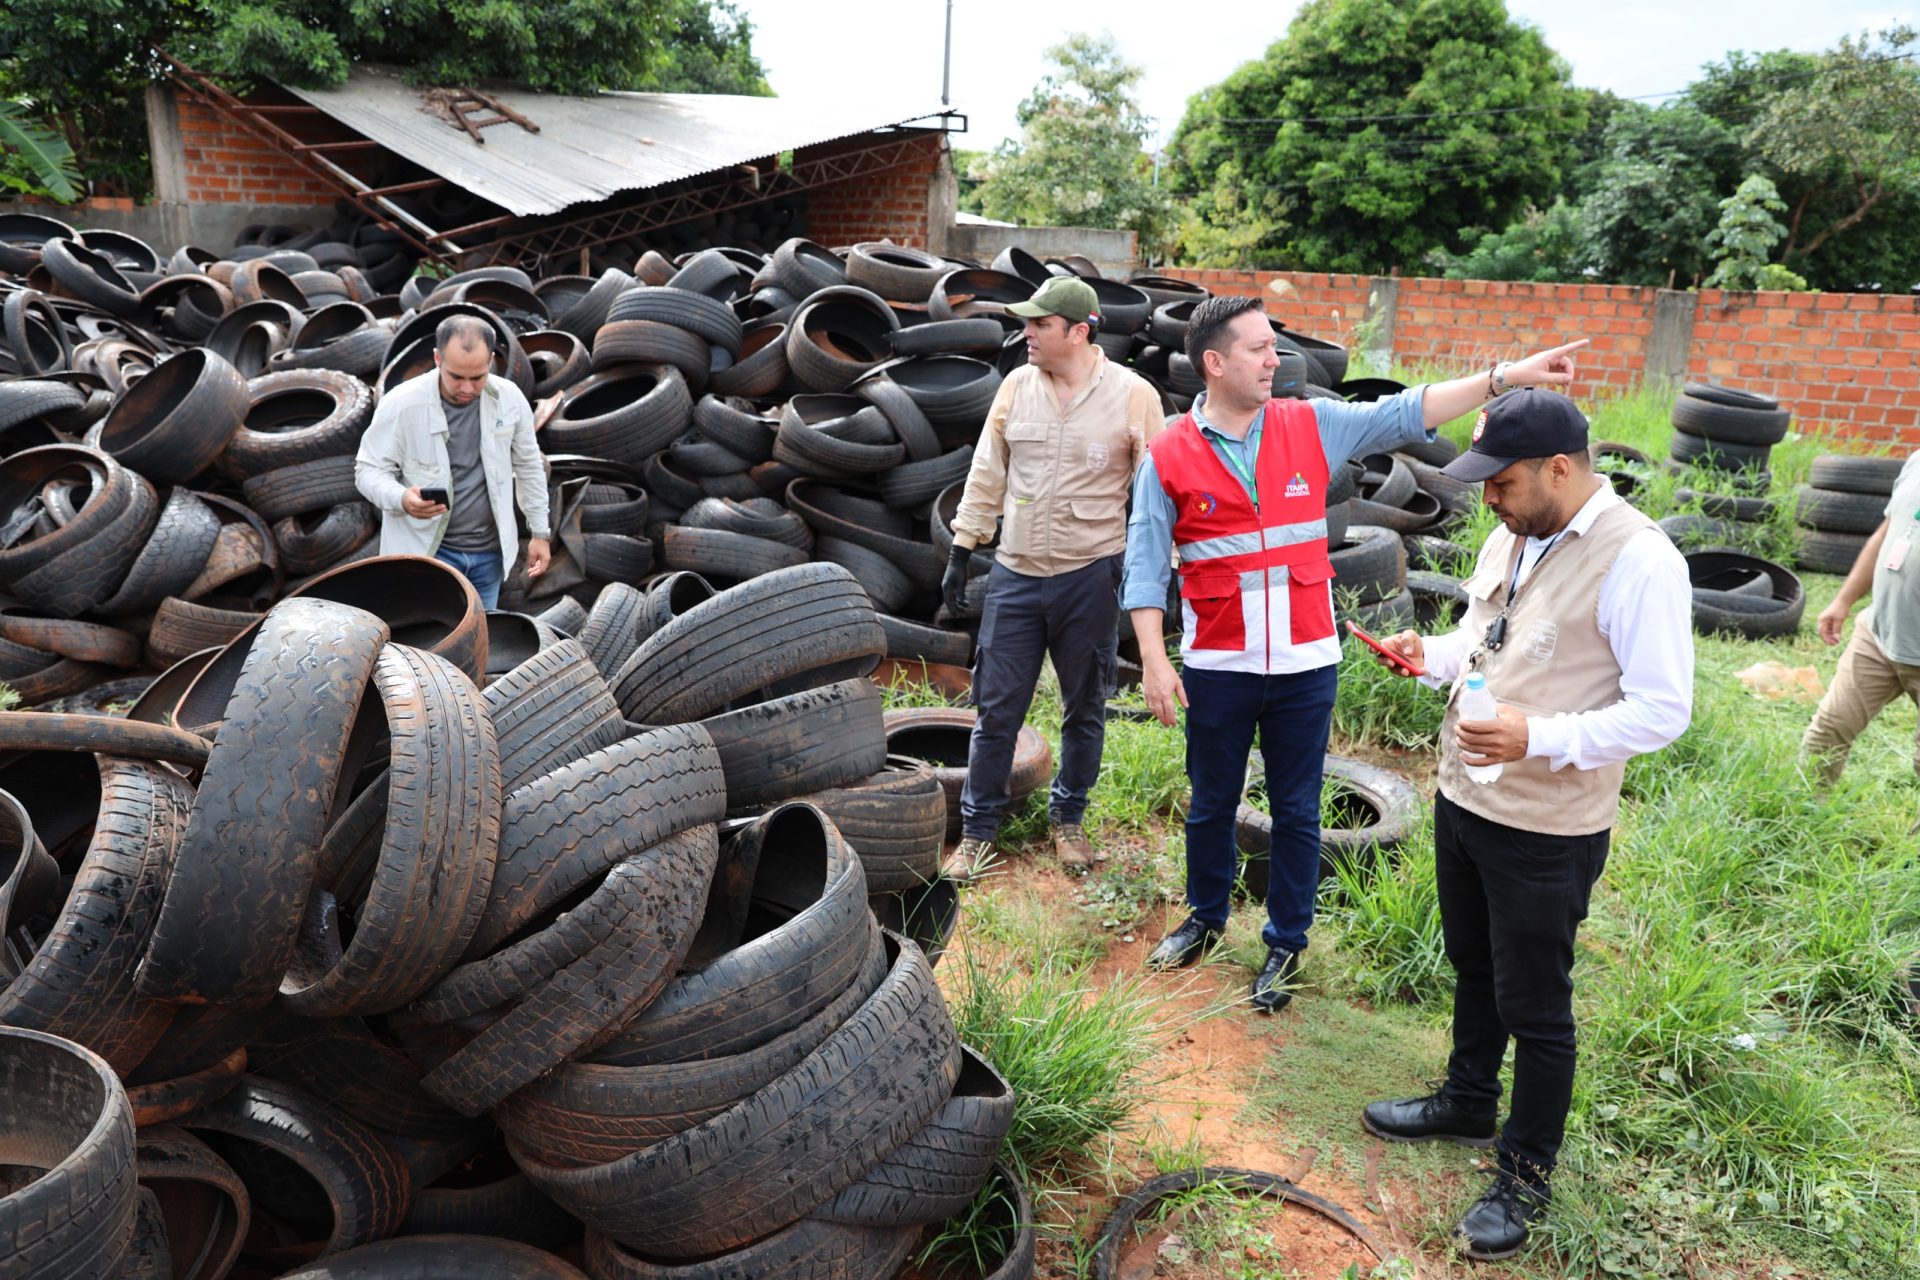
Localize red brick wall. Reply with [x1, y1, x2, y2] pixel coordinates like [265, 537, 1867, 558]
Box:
[801, 133, 942, 250]
[1167, 268, 1920, 447]
[176, 94, 342, 207]
[1692, 290, 1919, 444]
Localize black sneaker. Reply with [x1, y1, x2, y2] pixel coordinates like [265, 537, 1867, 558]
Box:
[1455, 1173, 1546, 1261]
[1249, 946, 1300, 1013]
[1145, 916, 1223, 971]
[1360, 1091, 1497, 1148]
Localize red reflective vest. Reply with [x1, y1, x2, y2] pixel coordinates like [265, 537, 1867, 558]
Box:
[1148, 398, 1339, 674]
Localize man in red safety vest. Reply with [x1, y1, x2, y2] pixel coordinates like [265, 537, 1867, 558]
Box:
[1121, 293, 1586, 1015]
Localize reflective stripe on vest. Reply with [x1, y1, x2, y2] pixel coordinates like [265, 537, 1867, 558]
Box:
[1146, 398, 1338, 668]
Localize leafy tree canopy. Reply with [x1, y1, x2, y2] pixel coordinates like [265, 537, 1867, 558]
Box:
[182, 0, 771, 95]
[968, 33, 1176, 252]
[1167, 0, 1583, 272]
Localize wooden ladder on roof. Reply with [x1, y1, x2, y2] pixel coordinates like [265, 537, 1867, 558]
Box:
[446, 90, 539, 145]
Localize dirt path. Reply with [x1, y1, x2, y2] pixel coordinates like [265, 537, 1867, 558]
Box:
[933, 849, 1483, 1280]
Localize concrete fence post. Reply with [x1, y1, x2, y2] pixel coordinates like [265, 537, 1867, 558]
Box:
[1363, 275, 1400, 372]
[1647, 290, 1698, 389]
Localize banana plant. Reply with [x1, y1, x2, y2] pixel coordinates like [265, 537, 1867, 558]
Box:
[0, 99, 83, 202]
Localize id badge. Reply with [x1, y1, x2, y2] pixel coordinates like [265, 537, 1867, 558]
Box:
[1887, 537, 1911, 572]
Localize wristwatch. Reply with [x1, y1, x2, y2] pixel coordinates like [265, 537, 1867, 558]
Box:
[1492, 361, 1513, 396]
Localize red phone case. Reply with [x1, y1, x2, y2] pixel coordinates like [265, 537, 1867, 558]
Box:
[1345, 619, 1425, 676]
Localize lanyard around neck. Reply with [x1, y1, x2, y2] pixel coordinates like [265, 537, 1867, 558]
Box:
[1507, 531, 1564, 604]
[1209, 426, 1260, 510]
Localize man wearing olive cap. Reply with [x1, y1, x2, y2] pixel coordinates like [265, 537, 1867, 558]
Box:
[1360, 389, 1694, 1261]
[942, 274, 1163, 880]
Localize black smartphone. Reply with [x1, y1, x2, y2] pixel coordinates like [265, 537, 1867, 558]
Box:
[419, 486, 450, 507]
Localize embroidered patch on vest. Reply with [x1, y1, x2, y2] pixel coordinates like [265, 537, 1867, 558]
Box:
[1194, 492, 1217, 517]
[1285, 471, 1310, 498]
[1472, 411, 1489, 442]
[1086, 441, 1109, 472]
[1520, 619, 1558, 664]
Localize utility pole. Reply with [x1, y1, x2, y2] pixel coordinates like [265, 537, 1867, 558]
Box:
[941, 0, 954, 108]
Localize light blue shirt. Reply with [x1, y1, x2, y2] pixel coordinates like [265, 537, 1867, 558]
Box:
[1121, 387, 1432, 611]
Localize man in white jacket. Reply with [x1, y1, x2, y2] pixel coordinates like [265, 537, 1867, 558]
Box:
[354, 315, 552, 606]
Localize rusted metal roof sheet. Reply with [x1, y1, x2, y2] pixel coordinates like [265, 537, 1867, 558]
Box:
[281, 64, 948, 217]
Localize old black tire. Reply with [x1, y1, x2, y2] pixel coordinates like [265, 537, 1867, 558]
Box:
[1807, 453, 1904, 497]
[696, 678, 887, 814]
[1796, 528, 1872, 576]
[508, 935, 960, 1259]
[611, 562, 884, 726]
[1794, 484, 1886, 536]
[0, 1027, 138, 1280]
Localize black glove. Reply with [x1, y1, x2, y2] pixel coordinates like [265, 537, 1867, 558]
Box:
[941, 545, 972, 614]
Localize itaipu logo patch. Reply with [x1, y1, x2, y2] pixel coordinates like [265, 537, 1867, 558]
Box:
[1472, 410, 1489, 443]
[1195, 492, 1218, 517]
[1285, 471, 1311, 498]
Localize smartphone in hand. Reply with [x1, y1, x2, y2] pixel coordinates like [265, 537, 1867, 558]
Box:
[1345, 619, 1425, 677]
[419, 486, 450, 507]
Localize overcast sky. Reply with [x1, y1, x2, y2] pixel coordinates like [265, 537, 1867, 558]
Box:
[735, 1, 1907, 150]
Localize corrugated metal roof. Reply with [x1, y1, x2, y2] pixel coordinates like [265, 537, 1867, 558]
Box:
[280, 64, 949, 217]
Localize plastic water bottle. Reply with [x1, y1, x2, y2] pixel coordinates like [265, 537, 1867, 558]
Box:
[1459, 672, 1502, 784]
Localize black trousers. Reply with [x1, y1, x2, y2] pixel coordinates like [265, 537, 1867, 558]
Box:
[960, 555, 1122, 839]
[1434, 791, 1609, 1192]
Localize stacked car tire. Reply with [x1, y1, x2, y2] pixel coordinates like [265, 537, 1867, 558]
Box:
[1665, 381, 1789, 491]
[0, 558, 1020, 1279]
[1793, 453, 1906, 574]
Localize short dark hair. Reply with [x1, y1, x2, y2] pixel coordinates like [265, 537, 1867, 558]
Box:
[1184, 295, 1267, 373]
[435, 314, 496, 355]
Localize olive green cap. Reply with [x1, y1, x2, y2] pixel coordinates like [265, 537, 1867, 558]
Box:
[1006, 275, 1099, 325]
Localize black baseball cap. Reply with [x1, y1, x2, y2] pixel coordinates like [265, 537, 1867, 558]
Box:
[1441, 389, 1590, 482]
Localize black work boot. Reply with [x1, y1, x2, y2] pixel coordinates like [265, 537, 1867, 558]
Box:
[1145, 915, 1223, 971]
[1455, 1172, 1547, 1261]
[1360, 1090, 1497, 1148]
[1249, 946, 1300, 1013]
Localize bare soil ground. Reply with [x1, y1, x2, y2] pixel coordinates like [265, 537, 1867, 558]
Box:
[926, 849, 1493, 1280]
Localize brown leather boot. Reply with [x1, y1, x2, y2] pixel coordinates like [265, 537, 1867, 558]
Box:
[1050, 822, 1097, 875]
[942, 837, 996, 885]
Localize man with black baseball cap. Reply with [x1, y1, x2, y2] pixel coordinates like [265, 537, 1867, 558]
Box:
[1361, 388, 1694, 1261]
[943, 271, 1163, 880]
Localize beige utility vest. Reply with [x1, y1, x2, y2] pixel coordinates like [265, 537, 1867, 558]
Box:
[1437, 499, 1656, 836]
[993, 360, 1145, 572]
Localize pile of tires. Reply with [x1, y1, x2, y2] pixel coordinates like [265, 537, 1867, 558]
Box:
[1324, 434, 1478, 634]
[0, 560, 1020, 1279]
[1665, 381, 1788, 491]
[1, 220, 1365, 691]
[1684, 547, 1806, 639]
[1792, 453, 1904, 574]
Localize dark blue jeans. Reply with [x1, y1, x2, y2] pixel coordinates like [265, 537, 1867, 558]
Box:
[435, 544, 503, 610]
[1182, 663, 1337, 953]
[961, 555, 1122, 840]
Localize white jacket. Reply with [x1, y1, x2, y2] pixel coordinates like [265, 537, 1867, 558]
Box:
[354, 370, 550, 569]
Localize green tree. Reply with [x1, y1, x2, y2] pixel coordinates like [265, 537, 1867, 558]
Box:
[1430, 198, 1587, 282]
[1704, 174, 1807, 290]
[0, 0, 180, 197]
[1571, 101, 1743, 286]
[632, 0, 770, 96]
[1744, 27, 1920, 271]
[1166, 0, 1583, 272]
[0, 99, 84, 200]
[967, 33, 1175, 252]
